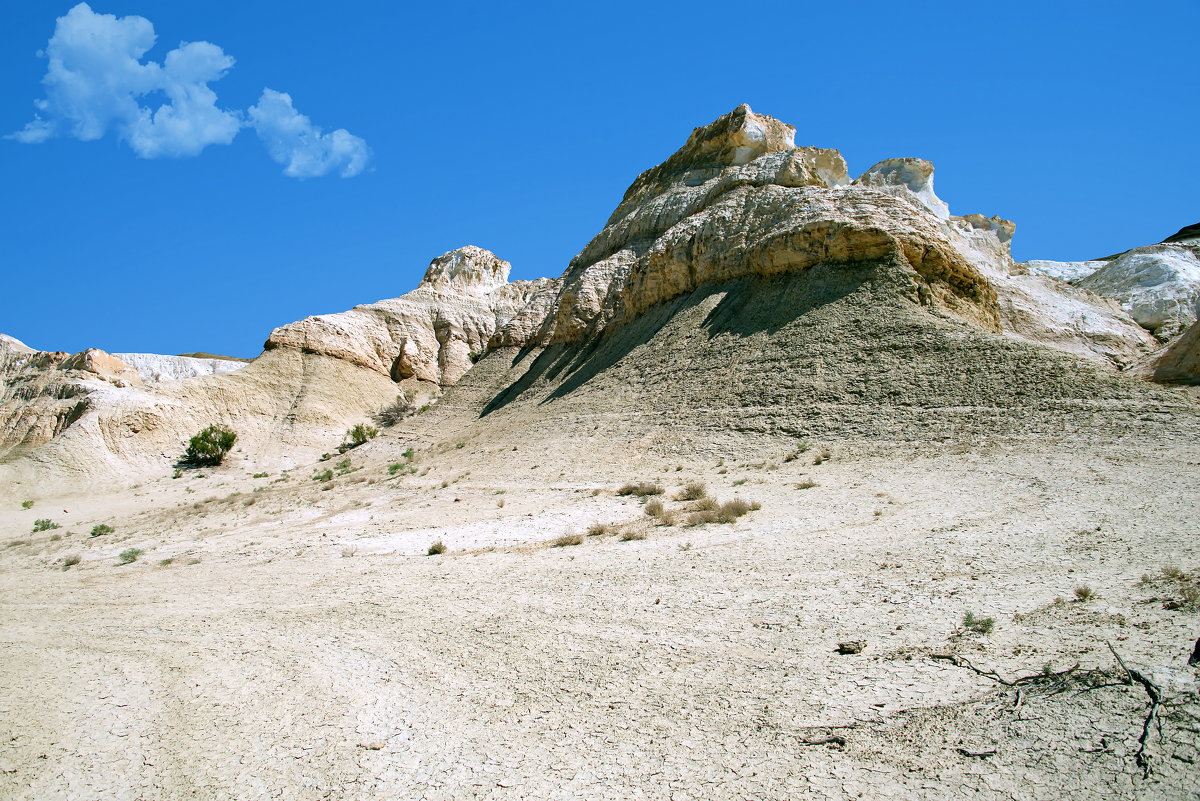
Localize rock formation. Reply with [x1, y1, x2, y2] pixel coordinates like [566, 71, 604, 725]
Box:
[267, 246, 553, 386]
[1023, 226, 1200, 339]
[1, 105, 1193, 489]
[490, 104, 1155, 369]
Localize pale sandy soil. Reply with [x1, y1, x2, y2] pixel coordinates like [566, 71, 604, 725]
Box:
[1, 437, 1198, 799]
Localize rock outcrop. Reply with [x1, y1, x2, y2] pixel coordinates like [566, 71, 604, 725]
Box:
[490, 104, 1155, 369]
[267, 246, 552, 386]
[1130, 320, 1200, 385]
[114, 353, 247, 383]
[1023, 228, 1200, 340]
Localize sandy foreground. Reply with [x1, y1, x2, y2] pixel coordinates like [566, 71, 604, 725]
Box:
[1, 437, 1198, 800]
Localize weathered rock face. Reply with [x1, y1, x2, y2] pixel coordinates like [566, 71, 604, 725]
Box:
[1131, 320, 1199, 384]
[114, 353, 247, 383]
[267, 246, 552, 386]
[490, 104, 1154, 370]
[1022, 230, 1200, 340]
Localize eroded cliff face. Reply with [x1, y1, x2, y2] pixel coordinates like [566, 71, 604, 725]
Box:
[1022, 226, 1200, 341]
[488, 104, 1154, 368]
[266, 246, 553, 386]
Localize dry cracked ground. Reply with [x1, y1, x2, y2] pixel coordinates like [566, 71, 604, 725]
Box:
[1, 435, 1199, 800]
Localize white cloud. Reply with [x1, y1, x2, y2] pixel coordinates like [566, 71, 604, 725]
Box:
[10, 3, 370, 178]
[247, 89, 371, 179]
[11, 3, 239, 157]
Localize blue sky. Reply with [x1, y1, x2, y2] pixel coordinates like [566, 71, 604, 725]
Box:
[2, 1, 1196, 358]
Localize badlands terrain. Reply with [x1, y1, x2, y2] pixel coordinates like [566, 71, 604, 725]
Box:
[1, 105, 1198, 800]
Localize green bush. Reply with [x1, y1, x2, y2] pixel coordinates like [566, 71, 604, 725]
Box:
[21, 500, 33, 509]
[90, 524, 115, 537]
[184, 424, 237, 466]
[339, 423, 378, 453]
[313, 469, 334, 482]
[963, 611, 995, 635]
[32, 518, 60, 532]
[118, 548, 143, 565]
[428, 540, 447, 556]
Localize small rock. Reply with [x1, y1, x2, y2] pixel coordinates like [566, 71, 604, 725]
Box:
[837, 641, 865, 655]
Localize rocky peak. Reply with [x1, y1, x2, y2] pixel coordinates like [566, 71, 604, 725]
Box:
[609, 104, 801, 223]
[419, 246, 511, 294]
[855, 158, 949, 220]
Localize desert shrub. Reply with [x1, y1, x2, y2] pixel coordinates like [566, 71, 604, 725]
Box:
[172, 468, 182, 479]
[118, 548, 143, 564]
[375, 392, 416, 427]
[158, 558, 174, 566]
[732, 478, 748, 486]
[334, 458, 353, 474]
[813, 449, 833, 465]
[620, 530, 646, 542]
[1141, 567, 1200, 611]
[1073, 586, 1095, 602]
[677, 482, 708, 501]
[90, 524, 115, 537]
[313, 469, 333, 482]
[21, 500, 33, 509]
[388, 462, 404, 475]
[61, 553, 81, 570]
[427, 540, 447, 556]
[617, 482, 664, 497]
[252, 472, 269, 478]
[586, 523, 614, 537]
[468, 351, 484, 364]
[692, 496, 719, 511]
[685, 510, 721, 527]
[552, 533, 583, 547]
[32, 518, 60, 532]
[455, 442, 465, 449]
[795, 479, 817, 489]
[644, 499, 665, 517]
[184, 424, 237, 466]
[963, 612, 995, 635]
[716, 499, 755, 523]
[339, 423, 379, 453]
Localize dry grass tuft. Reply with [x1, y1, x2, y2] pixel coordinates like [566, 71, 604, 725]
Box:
[586, 523, 615, 537]
[427, 540, 447, 556]
[617, 482, 663, 497]
[620, 530, 646, 542]
[676, 482, 708, 501]
[644, 499, 665, 517]
[552, 533, 584, 547]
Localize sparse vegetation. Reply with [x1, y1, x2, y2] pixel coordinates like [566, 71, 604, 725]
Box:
[586, 523, 615, 537]
[685, 498, 760, 526]
[813, 449, 833, 465]
[732, 478, 747, 486]
[644, 499, 665, 517]
[118, 548, 143, 564]
[468, 350, 483, 363]
[617, 482, 664, 497]
[61, 553, 81, 570]
[403, 447, 415, 460]
[1073, 586, 1095, 602]
[90, 524, 115, 537]
[172, 468, 182, 479]
[334, 458, 354, 475]
[252, 472, 269, 478]
[375, 391, 416, 427]
[676, 482, 708, 501]
[32, 518, 60, 532]
[388, 462, 417, 475]
[427, 540, 447, 556]
[1139, 566, 1200, 611]
[794, 479, 817, 489]
[21, 500, 33, 509]
[313, 469, 334, 482]
[455, 442, 465, 449]
[339, 423, 379, 453]
[620, 530, 646, 542]
[552, 533, 584, 547]
[963, 611, 995, 635]
[158, 558, 174, 566]
[184, 424, 237, 466]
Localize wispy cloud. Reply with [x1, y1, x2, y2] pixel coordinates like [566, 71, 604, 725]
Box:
[248, 89, 371, 179]
[9, 3, 370, 178]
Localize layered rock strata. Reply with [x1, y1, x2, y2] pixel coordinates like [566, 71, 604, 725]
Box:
[267, 246, 553, 386]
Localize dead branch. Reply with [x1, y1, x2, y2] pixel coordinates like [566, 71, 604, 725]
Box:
[1107, 641, 1162, 778]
